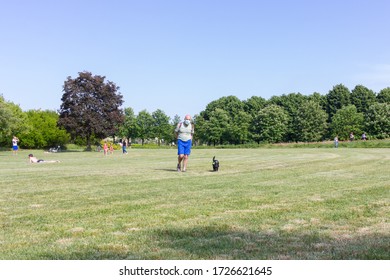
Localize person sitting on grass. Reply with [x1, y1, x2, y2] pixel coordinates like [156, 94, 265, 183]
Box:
[28, 154, 60, 163]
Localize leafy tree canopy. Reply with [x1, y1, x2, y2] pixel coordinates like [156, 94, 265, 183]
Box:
[0, 95, 29, 147]
[294, 100, 328, 142]
[152, 109, 171, 145]
[365, 103, 390, 139]
[252, 104, 289, 143]
[377, 87, 390, 103]
[135, 110, 154, 145]
[201, 95, 245, 120]
[331, 105, 364, 140]
[58, 71, 124, 150]
[350, 85, 376, 114]
[243, 96, 267, 117]
[20, 110, 70, 149]
[120, 107, 137, 141]
[326, 84, 351, 120]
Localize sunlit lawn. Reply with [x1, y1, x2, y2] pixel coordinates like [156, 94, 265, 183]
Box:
[0, 147, 389, 259]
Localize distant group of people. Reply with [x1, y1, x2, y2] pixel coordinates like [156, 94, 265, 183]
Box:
[8, 113, 192, 169]
[334, 132, 368, 148]
[102, 138, 129, 156]
[103, 142, 114, 156]
[9, 114, 193, 169]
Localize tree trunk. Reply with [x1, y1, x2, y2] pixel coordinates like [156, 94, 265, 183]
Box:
[86, 135, 92, 151]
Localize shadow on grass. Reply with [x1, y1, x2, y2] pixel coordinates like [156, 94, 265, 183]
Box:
[17, 226, 389, 260]
[155, 168, 180, 172]
[154, 169, 218, 173]
[152, 225, 390, 260]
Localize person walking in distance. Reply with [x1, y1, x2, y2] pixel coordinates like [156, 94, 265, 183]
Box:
[122, 138, 128, 154]
[175, 115, 194, 172]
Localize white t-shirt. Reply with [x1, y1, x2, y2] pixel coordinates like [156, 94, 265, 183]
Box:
[175, 122, 194, 142]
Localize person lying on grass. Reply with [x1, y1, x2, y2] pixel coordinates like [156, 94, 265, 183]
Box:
[28, 154, 60, 163]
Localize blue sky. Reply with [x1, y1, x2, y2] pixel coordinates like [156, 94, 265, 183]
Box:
[1, 0, 389, 119]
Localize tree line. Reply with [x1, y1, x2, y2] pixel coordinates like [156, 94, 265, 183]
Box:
[195, 85, 390, 145]
[1, 71, 389, 149]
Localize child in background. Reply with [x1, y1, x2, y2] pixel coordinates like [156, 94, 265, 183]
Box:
[103, 142, 108, 156]
[109, 143, 114, 155]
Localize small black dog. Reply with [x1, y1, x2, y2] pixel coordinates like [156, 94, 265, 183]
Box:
[212, 156, 219, 171]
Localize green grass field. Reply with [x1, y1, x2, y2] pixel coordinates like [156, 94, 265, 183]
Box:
[0, 148, 389, 260]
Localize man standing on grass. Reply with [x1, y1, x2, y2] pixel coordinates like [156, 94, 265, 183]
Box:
[175, 114, 194, 172]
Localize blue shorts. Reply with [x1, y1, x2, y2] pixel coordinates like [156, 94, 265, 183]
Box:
[177, 139, 192, 155]
[13, 145, 18, 151]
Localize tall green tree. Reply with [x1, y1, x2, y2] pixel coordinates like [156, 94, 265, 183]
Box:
[119, 107, 137, 144]
[135, 110, 154, 145]
[229, 111, 252, 144]
[251, 104, 288, 143]
[325, 84, 351, 120]
[0, 95, 29, 147]
[331, 105, 364, 140]
[243, 96, 267, 117]
[58, 71, 124, 150]
[152, 109, 171, 145]
[376, 87, 390, 103]
[191, 114, 206, 145]
[268, 93, 308, 142]
[365, 103, 390, 139]
[172, 114, 181, 126]
[202, 95, 245, 120]
[20, 110, 70, 149]
[308, 92, 327, 111]
[294, 100, 328, 142]
[350, 85, 376, 114]
[196, 108, 230, 145]
[208, 108, 230, 145]
[199, 95, 246, 144]
[171, 114, 182, 144]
